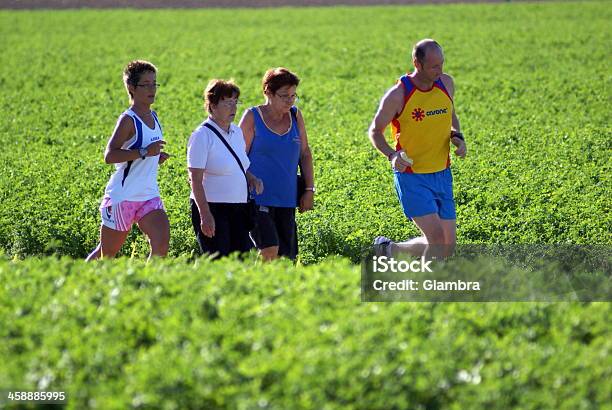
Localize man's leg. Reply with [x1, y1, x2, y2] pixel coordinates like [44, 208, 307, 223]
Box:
[392, 169, 457, 258]
[391, 213, 447, 258]
[439, 218, 456, 256]
[393, 216, 456, 258]
[435, 168, 457, 257]
[397, 171, 441, 254]
[375, 170, 456, 258]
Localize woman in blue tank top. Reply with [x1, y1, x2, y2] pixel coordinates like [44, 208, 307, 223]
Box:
[239, 67, 315, 261]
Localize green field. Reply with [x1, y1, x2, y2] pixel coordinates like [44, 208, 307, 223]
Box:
[1, 1, 610, 261]
[0, 1, 611, 409]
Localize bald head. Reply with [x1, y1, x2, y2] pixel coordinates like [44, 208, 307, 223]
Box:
[412, 39, 443, 66]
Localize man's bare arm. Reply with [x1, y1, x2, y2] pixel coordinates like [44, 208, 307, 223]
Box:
[441, 73, 467, 158]
[368, 84, 404, 159]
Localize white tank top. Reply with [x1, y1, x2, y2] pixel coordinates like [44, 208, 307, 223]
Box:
[103, 109, 163, 205]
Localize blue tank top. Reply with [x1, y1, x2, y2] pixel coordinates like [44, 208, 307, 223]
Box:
[248, 106, 301, 207]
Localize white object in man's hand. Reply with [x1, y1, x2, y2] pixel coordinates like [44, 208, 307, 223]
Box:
[399, 150, 414, 166]
[390, 150, 413, 172]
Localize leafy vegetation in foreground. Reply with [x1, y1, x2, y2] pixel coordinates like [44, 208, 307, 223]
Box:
[0, 2, 610, 263]
[0, 257, 610, 409]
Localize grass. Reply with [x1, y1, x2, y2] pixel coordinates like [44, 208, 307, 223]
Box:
[0, 2, 610, 262]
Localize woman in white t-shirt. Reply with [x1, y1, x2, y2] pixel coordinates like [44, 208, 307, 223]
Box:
[86, 60, 170, 261]
[187, 79, 263, 258]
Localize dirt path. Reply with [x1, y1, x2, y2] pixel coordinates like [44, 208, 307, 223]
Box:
[1, 0, 513, 9]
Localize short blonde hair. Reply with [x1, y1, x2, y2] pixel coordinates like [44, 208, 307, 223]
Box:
[123, 60, 157, 98]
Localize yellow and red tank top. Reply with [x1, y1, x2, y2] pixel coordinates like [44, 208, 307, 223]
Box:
[391, 74, 453, 173]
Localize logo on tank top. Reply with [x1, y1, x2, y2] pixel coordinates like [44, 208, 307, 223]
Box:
[412, 107, 448, 122]
[411, 108, 425, 122]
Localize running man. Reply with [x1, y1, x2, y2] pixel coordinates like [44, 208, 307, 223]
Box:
[369, 39, 467, 258]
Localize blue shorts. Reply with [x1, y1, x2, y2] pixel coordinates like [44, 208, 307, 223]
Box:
[394, 168, 456, 220]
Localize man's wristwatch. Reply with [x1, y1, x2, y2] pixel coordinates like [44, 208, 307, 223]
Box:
[305, 187, 316, 193]
[138, 148, 148, 159]
[451, 131, 465, 141]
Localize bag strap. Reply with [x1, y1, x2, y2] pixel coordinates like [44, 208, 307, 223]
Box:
[289, 107, 303, 174]
[203, 122, 247, 177]
[203, 122, 250, 199]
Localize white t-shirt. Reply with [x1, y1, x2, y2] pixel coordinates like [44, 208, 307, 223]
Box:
[187, 119, 250, 203]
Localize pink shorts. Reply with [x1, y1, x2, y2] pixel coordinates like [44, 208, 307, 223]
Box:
[100, 197, 165, 232]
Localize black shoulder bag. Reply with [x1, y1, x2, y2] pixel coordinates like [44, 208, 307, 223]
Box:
[203, 122, 257, 230]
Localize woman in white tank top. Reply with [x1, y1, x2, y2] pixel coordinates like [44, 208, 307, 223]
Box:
[86, 60, 170, 261]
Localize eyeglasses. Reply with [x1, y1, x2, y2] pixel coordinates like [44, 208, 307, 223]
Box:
[218, 99, 242, 107]
[135, 83, 160, 89]
[275, 93, 299, 102]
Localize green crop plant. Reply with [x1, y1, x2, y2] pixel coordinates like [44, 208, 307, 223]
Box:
[1, 256, 610, 409]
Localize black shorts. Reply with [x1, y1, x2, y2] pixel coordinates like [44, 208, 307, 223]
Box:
[190, 199, 253, 259]
[250, 205, 297, 260]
